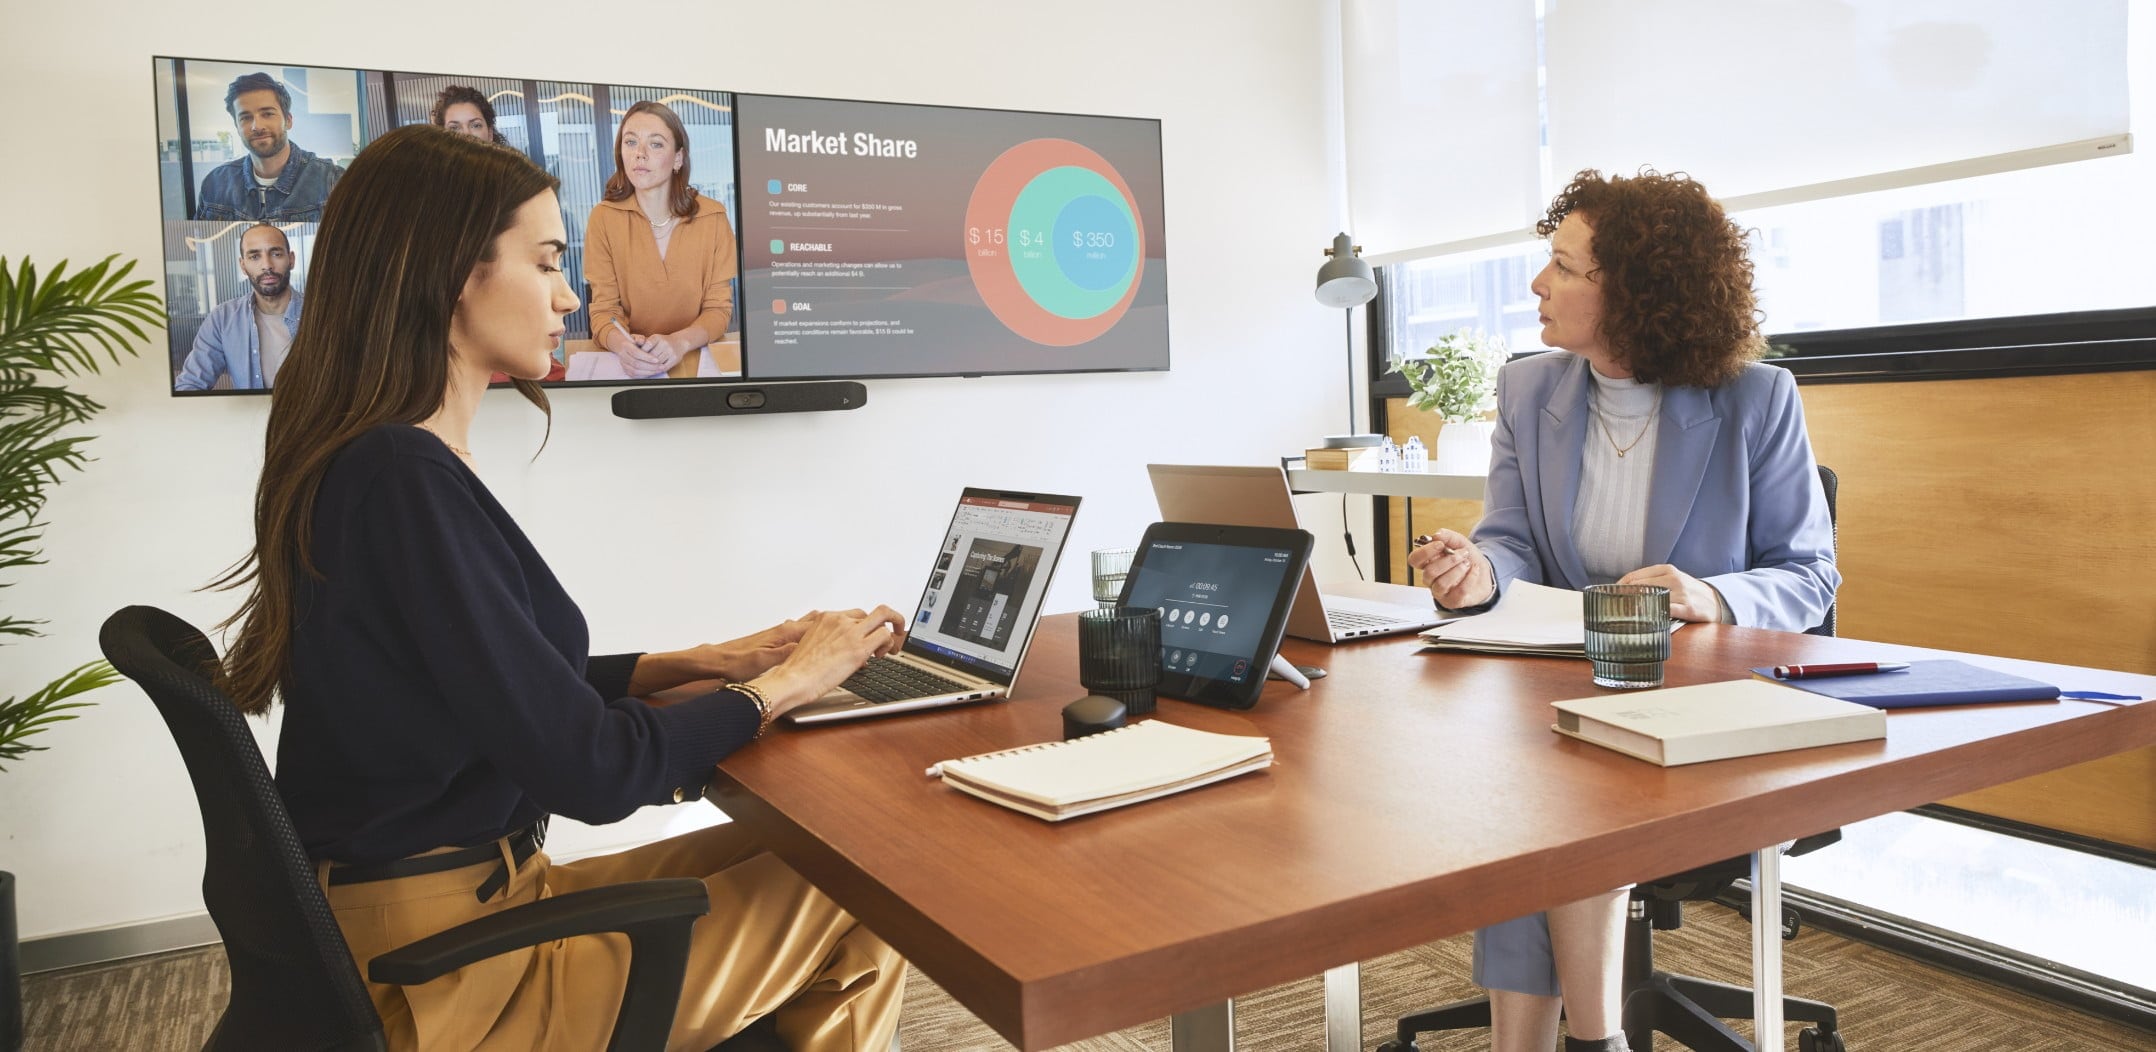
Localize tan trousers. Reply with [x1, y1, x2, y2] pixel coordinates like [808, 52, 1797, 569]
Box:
[320, 820, 905, 1052]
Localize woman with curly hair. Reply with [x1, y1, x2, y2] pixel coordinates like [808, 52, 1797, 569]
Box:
[1406, 169, 1838, 1052]
[429, 84, 510, 146]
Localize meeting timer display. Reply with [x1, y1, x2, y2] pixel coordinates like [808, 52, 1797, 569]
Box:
[735, 94, 1166, 379]
[1123, 542, 1293, 686]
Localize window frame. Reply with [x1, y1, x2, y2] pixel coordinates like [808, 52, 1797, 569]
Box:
[1765, 306, 2156, 385]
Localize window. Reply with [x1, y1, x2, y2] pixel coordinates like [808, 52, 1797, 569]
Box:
[1376, 2, 2153, 358]
[1782, 811, 2155, 995]
[1740, 154, 2156, 334]
[1383, 242, 1546, 361]
[1386, 148, 2156, 363]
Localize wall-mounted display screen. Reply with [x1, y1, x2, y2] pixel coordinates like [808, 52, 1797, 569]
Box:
[734, 94, 1167, 379]
[151, 57, 742, 394]
[150, 57, 1166, 395]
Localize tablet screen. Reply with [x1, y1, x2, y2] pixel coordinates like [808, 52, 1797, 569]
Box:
[1120, 523, 1311, 708]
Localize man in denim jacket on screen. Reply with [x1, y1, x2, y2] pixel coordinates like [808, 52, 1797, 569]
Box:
[192, 72, 343, 222]
[175, 223, 303, 391]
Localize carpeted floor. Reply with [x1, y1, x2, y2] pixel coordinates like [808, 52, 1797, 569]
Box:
[22, 900, 2156, 1050]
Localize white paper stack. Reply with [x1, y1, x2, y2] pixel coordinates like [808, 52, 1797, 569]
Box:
[1419, 581, 1593, 655]
[1419, 580, 1686, 656]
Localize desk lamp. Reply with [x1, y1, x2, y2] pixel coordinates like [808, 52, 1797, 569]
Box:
[1316, 232, 1380, 447]
[1279, 233, 1385, 682]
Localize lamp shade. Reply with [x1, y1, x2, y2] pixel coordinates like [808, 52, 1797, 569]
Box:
[1315, 232, 1377, 308]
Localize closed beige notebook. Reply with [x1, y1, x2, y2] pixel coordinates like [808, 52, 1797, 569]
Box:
[930, 720, 1273, 821]
[1550, 679, 1886, 766]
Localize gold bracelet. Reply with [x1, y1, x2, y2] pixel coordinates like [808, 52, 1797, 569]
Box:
[730, 682, 777, 737]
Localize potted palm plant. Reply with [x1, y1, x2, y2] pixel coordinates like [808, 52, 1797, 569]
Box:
[0, 255, 160, 1052]
[1391, 328, 1506, 473]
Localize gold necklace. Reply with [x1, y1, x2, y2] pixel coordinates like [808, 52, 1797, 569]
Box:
[417, 424, 472, 458]
[1592, 392, 1659, 458]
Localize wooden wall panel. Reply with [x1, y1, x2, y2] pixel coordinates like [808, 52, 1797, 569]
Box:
[1799, 371, 2156, 851]
[1382, 401, 1483, 587]
[1382, 371, 2156, 850]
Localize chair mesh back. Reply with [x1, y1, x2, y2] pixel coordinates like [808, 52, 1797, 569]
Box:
[99, 606, 383, 1052]
[1809, 465, 1840, 637]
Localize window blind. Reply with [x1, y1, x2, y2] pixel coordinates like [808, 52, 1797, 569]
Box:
[1544, 0, 2131, 213]
[1342, 0, 1542, 262]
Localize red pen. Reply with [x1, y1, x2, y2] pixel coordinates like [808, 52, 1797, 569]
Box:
[1772, 661, 1911, 680]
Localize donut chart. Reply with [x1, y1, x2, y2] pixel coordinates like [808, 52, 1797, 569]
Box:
[963, 139, 1145, 346]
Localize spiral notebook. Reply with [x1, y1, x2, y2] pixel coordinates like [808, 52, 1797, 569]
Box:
[926, 720, 1274, 821]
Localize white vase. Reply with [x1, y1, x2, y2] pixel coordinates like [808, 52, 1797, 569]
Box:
[1432, 420, 1495, 474]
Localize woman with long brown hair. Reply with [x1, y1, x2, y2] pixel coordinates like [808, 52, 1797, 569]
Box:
[215, 123, 907, 1052]
[585, 100, 737, 379]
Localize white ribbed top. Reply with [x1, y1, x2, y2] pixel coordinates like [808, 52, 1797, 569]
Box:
[1572, 370, 1661, 583]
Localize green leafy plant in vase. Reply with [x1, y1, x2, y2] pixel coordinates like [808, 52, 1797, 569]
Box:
[0, 255, 161, 1052]
[1391, 329, 1505, 473]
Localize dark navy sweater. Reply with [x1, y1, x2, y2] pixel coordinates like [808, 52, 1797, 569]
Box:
[275, 425, 760, 865]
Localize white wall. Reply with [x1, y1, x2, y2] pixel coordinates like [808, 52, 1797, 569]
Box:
[0, 0, 1362, 939]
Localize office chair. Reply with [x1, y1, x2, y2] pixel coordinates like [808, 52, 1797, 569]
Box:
[1807, 465, 1837, 638]
[1380, 465, 1847, 1052]
[99, 606, 785, 1052]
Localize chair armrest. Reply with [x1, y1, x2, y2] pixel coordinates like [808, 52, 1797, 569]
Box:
[1649, 827, 1846, 895]
[368, 877, 709, 984]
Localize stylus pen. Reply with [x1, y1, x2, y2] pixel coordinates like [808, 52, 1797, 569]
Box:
[1772, 661, 1911, 680]
[1411, 534, 1454, 556]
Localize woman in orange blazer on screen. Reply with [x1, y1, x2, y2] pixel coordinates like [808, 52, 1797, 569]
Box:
[585, 100, 737, 379]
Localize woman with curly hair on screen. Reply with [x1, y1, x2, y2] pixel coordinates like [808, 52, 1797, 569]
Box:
[1406, 169, 1838, 1052]
[429, 84, 511, 146]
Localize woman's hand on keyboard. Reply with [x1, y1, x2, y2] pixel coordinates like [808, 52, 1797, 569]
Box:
[698, 615, 814, 683]
[754, 606, 909, 714]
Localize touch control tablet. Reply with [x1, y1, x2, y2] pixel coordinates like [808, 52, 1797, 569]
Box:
[1117, 522, 1313, 710]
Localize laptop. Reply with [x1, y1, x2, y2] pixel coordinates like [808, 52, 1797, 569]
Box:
[786, 487, 1082, 724]
[1147, 464, 1448, 643]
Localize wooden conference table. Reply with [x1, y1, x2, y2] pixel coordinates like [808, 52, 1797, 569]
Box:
[704, 616, 2156, 1051]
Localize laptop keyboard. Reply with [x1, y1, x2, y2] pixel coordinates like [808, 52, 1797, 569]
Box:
[840, 657, 973, 703]
[1328, 609, 1411, 631]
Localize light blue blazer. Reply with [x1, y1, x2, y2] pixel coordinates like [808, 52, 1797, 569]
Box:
[1471, 351, 1839, 633]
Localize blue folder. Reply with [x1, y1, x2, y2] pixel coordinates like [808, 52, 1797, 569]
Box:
[1748, 659, 2059, 709]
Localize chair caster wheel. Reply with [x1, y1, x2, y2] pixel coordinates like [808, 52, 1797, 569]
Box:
[1799, 1026, 1845, 1052]
[1376, 1041, 1418, 1052]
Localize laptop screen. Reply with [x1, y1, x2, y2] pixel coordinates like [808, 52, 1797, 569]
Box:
[904, 490, 1080, 683]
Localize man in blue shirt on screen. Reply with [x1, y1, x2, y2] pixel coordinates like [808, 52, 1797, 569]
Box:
[192, 72, 343, 222]
[175, 223, 303, 391]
